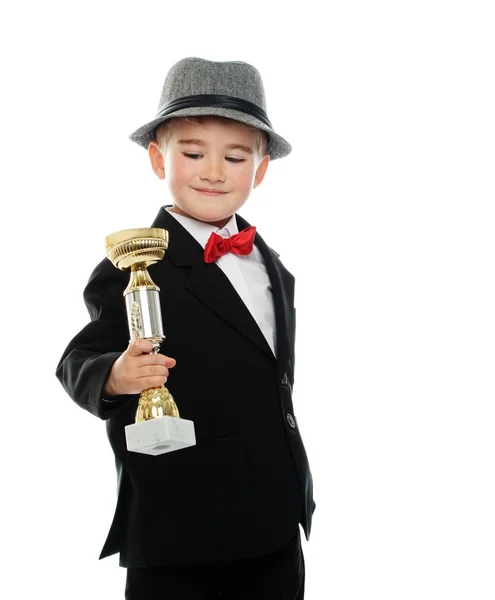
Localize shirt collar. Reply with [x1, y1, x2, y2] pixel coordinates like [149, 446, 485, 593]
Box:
[165, 206, 239, 249]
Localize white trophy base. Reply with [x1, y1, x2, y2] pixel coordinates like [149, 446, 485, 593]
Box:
[125, 416, 196, 456]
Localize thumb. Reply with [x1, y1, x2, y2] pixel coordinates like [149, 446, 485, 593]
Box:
[126, 338, 154, 356]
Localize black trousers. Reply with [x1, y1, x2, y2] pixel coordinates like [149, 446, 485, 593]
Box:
[125, 530, 305, 600]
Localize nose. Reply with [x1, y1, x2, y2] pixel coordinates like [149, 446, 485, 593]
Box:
[199, 157, 225, 183]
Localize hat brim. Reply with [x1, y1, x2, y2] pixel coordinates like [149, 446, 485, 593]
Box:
[128, 106, 292, 160]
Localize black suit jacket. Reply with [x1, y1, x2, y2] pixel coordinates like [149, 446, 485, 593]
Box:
[56, 206, 315, 567]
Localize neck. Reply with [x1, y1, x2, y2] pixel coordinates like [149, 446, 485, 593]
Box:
[169, 206, 232, 229]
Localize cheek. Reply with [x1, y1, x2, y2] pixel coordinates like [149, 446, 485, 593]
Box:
[234, 165, 256, 190]
[167, 155, 193, 187]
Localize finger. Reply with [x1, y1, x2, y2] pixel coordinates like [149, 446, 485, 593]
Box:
[132, 353, 168, 367]
[127, 338, 154, 357]
[133, 353, 176, 368]
[164, 356, 177, 368]
[136, 365, 169, 379]
[139, 376, 168, 390]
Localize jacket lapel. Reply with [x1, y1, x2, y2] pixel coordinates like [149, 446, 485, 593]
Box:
[151, 207, 274, 359]
[236, 213, 295, 375]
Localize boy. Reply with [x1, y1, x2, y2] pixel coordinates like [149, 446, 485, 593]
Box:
[56, 57, 316, 599]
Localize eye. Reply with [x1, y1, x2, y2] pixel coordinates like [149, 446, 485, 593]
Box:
[183, 153, 202, 159]
[226, 157, 245, 163]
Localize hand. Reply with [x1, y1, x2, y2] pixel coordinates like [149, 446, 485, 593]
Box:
[103, 338, 176, 397]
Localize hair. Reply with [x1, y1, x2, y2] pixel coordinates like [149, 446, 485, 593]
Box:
[155, 116, 269, 160]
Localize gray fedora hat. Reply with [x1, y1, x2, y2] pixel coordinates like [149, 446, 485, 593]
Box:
[129, 57, 291, 160]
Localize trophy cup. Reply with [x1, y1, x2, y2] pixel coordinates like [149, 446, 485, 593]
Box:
[105, 227, 196, 456]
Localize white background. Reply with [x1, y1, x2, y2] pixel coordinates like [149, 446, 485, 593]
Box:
[1, 1, 494, 598]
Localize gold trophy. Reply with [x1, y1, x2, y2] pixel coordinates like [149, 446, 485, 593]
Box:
[105, 227, 196, 456]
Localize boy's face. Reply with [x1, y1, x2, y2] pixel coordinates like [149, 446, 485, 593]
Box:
[148, 117, 269, 228]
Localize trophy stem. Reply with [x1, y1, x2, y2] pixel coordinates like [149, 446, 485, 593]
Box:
[125, 265, 159, 294]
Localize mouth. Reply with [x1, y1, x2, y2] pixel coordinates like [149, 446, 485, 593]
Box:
[193, 188, 228, 196]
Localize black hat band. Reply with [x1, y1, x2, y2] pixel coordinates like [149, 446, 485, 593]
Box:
[156, 94, 272, 128]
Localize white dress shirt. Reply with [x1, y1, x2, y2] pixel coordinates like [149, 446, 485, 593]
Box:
[166, 207, 277, 357]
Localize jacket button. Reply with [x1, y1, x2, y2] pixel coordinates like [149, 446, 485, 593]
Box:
[287, 413, 296, 428]
[281, 372, 289, 385]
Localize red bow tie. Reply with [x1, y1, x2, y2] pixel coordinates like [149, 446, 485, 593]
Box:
[204, 226, 257, 263]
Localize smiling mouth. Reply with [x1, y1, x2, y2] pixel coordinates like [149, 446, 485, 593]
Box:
[193, 188, 228, 195]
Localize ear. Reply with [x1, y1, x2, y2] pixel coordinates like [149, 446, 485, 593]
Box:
[253, 154, 270, 189]
[148, 142, 166, 180]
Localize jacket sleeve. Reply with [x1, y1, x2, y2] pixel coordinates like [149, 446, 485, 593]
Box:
[55, 257, 138, 420]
